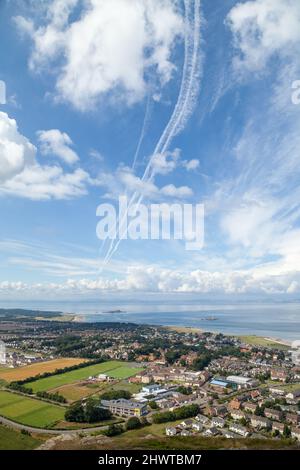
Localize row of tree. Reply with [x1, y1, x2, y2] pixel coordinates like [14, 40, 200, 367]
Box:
[152, 404, 200, 424]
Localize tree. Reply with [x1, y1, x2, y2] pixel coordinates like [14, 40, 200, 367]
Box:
[149, 401, 159, 410]
[176, 386, 192, 395]
[100, 390, 131, 400]
[283, 425, 291, 438]
[85, 399, 112, 423]
[126, 417, 142, 430]
[65, 402, 85, 423]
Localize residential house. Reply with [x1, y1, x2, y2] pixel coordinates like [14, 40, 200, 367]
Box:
[181, 419, 194, 428]
[192, 422, 203, 432]
[223, 430, 237, 439]
[196, 414, 210, 425]
[286, 389, 300, 400]
[211, 417, 225, 428]
[291, 427, 300, 441]
[271, 369, 289, 382]
[231, 410, 246, 421]
[250, 390, 261, 400]
[204, 426, 219, 436]
[165, 427, 177, 437]
[229, 424, 249, 437]
[264, 408, 283, 421]
[286, 413, 300, 425]
[243, 402, 257, 414]
[208, 405, 228, 418]
[229, 398, 242, 410]
[272, 422, 285, 434]
[269, 387, 285, 396]
[250, 416, 271, 429]
[181, 429, 192, 437]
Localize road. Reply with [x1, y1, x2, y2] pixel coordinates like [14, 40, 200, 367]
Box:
[0, 415, 112, 435]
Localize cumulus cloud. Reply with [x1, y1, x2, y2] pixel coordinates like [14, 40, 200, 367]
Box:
[15, 0, 183, 110]
[0, 111, 94, 200]
[182, 158, 200, 171]
[227, 0, 300, 73]
[1, 265, 300, 297]
[0, 111, 36, 182]
[37, 129, 79, 165]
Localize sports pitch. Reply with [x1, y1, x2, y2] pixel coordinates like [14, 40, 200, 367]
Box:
[26, 361, 144, 393]
[0, 391, 65, 428]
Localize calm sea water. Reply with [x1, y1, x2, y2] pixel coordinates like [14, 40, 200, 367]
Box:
[1, 299, 300, 342]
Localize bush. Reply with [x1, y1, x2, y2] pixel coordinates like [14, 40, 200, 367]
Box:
[104, 424, 124, 437]
[126, 417, 142, 430]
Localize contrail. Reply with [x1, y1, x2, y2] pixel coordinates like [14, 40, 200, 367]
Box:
[102, 0, 202, 265]
[132, 91, 153, 170]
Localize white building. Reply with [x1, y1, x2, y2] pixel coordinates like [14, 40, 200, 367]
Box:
[0, 341, 6, 364]
[229, 424, 249, 437]
[166, 427, 177, 437]
[227, 375, 257, 389]
[192, 422, 203, 432]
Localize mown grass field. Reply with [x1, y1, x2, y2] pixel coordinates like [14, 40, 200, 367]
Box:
[26, 361, 144, 393]
[0, 358, 87, 383]
[0, 390, 66, 428]
[0, 424, 43, 450]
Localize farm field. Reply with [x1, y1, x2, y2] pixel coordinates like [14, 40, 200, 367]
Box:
[53, 378, 142, 402]
[51, 382, 104, 402]
[0, 391, 66, 428]
[0, 358, 87, 383]
[26, 361, 144, 393]
[0, 424, 42, 450]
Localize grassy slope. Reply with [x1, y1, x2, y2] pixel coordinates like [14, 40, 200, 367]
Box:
[0, 424, 42, 450]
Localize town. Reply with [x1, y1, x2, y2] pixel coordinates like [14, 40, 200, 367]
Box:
[0, 308, 300, 449]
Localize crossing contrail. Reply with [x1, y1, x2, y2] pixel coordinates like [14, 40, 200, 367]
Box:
[101, 0, 202, 266]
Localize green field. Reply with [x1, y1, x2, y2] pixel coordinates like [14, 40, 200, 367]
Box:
[0, 391, 65, 428]
[26, 361, 143, 393]
[238, 335, 290, 350]
[0, 424, 42, 450]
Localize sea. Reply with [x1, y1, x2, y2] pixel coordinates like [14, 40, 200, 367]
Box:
[1, 299, 300, 342]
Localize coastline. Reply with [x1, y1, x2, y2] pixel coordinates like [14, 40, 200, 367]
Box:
[69, 314, 292, 347]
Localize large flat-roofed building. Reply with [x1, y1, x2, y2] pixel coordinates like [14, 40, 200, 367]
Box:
[226, 376, 257, 389]
[100, 399, 148, 417]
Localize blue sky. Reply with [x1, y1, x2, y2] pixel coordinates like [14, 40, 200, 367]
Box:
[1, 0, 300, 300]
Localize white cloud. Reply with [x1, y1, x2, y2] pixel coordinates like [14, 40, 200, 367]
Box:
[151, 148, 181, 175]
[0, 111, 95, 200]
[15, 0, 183, 110]
[182, 158, 200, 171]
[1, 165, 91, 200]
[0, 111, 36, 183]
[37, 129, 79, 165]
[2, 265, 300, 296]
[227, 0, 300, 73]
[97, 164, 193, 201]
